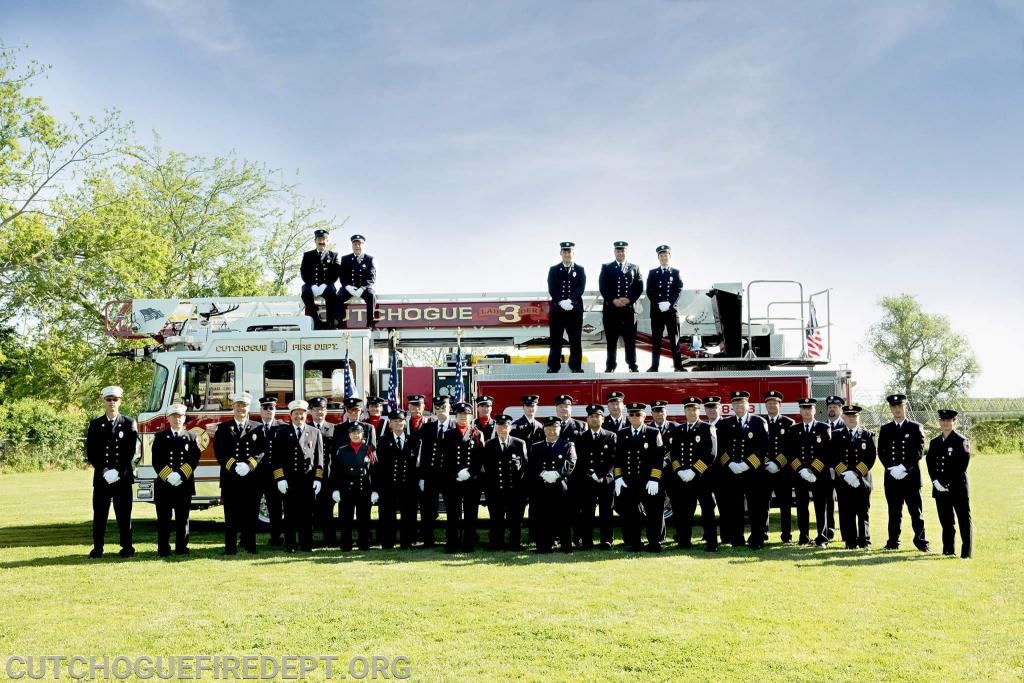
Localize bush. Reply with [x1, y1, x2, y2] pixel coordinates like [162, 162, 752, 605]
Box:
[0, 399, 89, 472]
[970, 418, 1024, 455]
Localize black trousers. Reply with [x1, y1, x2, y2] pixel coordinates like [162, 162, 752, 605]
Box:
[649, 309, 682, 370]
[155, 485, 190, 553]
[884, 475, 927, 548]
[603, 307, 637, 371]
[223, 482, 259, 552]
[92, 482, 133, 553]
[616, 482, 664, 549]
[934, 487, 972, 558]
[531, 484, 573, 552]
[420, 476, 444, 546]
[300, 283, 340, 329]
[339, 286, 377, 329]
[317, 488, 337, 546]
[487, 489, 525, 549]
[338, 487, 372, 550]
[547, 306, 583, 372]
[836, 481, 871, 547]
[283, 475, 316, 551]
[378, 485, 419, 549]
[262, 474, 284, 543]
[671, 478, 717, 547]
[444, 481, 481, 551]
[795, 476, 834, 544]
[761, 471, 793, 542]
[718, 471, 757, 545]
[571, 477, 614, 547]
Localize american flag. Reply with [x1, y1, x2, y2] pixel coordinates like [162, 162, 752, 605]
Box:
[342, 349, 356, 399]
[387, 346, 399, 413]
[805, 303, 824, 359]
[452, 343, 465, 402]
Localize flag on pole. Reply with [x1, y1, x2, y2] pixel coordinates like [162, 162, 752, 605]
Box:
[805, 303, 824, 359]
[452, 343, 464, 403]
[387, 346, 399, 413]
[342, 349, 356, 399]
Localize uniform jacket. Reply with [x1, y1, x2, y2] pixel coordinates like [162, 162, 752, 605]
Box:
[481, 435, 529, 495]
[603, 414, 628, 434]
[784, 420, 834, 478]
[330, 441, 375, 495]
[337, 253, 376, 289]
[718, 414, 769, 473]
[926, 431, 970, 496]
[442, 424, 484, 482]
[510, 416, 544, 446]
[558, 417, 586, 440]
[310, 420, 336, 477]
[419, 419, 453, 478]
[300, 248, 340, 286]
[547, 262, 586, 309]
[272, 423, 324, 482]
[614, 425, 664, 485]
[375, 430, 419, 492]
[474, 417, 496, 441]
[878, 420, 926, 484]
[668, 421, 714, 482]
[570, 428, 617, 484]
[764, 414, 796, 472]
[599, 260, 643, 310]
[257, 419, 285, 479]
[528, 438, 577, 493]
[213, 418, 268, 486]
[86, 413, 138, 487]
[645, 266, 683, 310]
[834, 427, 876, 490]
[152, 427, 201, 495]
[334, 419, 377, 452]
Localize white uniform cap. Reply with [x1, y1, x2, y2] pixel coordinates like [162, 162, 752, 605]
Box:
[288, 399, 310, 412]
[229, 392, 253, 405]
[165, 404, 188, 416]
[101, 386, 124, 398]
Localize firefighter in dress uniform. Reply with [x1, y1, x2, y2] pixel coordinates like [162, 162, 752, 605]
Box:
[717, 391, 768, 548]
[613, 403, 665, 552]
[546, 241, 586, 373]
[702, 396, 724, 546]
[760, 390, 795, 544]
[272, 400, 324, 553]
[299, 228, 341, 329]
[529, 416, 578, 553]
[602, 391, 628, 433]
[86, 386, 138, 559]
[256, 396, 286, 546]
[331, 422, 376, 551]
[442, 402, 484, 553]
[510, 394, 544, 446]
[926, 409, 972, 558]
[554, 394, 586, 439]
[786, 398, 834, 547]
[213, 392, 267, 555]
[878, 394, 930, 552]
[481, 414, 529, 550]
[833, 405, 875, 549]
[375, 410, 420, 550]
[474, 395, 496, 440]
[418, 396, 453, 548]
[151, 403, 201, 557]
[308, 396, 337, 547]
[668, 397, 717, 551]
[337, 233, 377, 329]
[598, 240, 643, 373]
[645, 245, 684, 372]
[823, 395, 846, 540]
[570, 405, 617, 549]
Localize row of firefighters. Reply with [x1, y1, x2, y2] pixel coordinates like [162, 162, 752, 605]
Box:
[87, 388, 972, 559]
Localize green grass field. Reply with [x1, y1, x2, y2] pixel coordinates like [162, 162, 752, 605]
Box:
[2, 457, 1022, 682]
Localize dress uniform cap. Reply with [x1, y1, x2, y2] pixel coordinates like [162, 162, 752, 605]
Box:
[288, 399, 309, 411]
[764, 390, 784, 402]
[432, 395, 450, 406]
[650, 400, 669, 410]
[842, 405, 863, 415]
[520, 394, 539, 406]
[308, 396, 328, 409]
[605, 391, 625, 402]
[314, 228, 329, 238]
[613, 241, 628, 249]
[389, 410, 408, 421]
[798, 397, 817, 407]
[626, 402, 648, 413]
[475, 395, 494, 406]
[586, 404, 606, 416]
[683, 396, 703, 407]
[656, 244, 671, 254]
[937, 409, 958, 420]
[100, 385, 124, 399]
[886, 394, 908, 406]
[406, 395, 425, 404]
[541, 416, 562, 427]
[559, 241, 575, 250]
[343, 397, 364, 409]
[350, 234, 366, 243]
[165, 403, 187, 416]
[367, 396, 386, 406]
[703, 396, 722, 406]
[452, 402, 474, 414]
[493, 414, 514, 425]
[347, 421, 365, 433]
[258, 396, 277, 407]
[554, 394, 574, 405]
[825, 395, 844, 406]
[729, 390, 750, 402]
[229, 392, 252, 406]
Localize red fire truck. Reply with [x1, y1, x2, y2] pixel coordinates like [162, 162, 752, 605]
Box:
[104, 279, 850, 509]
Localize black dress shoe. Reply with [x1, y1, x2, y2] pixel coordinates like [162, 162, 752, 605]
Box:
[646, 366, 659, 372]
[884, 542, 900, 550]
[224, 547, 238, 556]
[571, 369, 584, 374]
[645, 542, 662, 553]
[915, 541, 931, 553]
[158, 547, 171, 558]
[546, 368, 559, 374]
[507, 544, 524, 551]
[942, 550, 955, 556]
[677, 542, 693, 550]
[118, 547, 136, 558]
[781, 536, 793, 544]
[748, 542, 764, 550]
[268, 537, 284, 547]
[798, 536, 810, 546]
[598, 541, 612, 550]
[175, 548, 190, 556]
[628, 366, 639, 373]
[88, 548, 103, 559]
[705, 544, 718, 552]
[286, 547, 297, 554]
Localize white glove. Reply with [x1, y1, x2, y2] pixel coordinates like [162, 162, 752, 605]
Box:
[800, 469, 818, 484]
[103, 469, 120, 484]
[456, 468, 470, 482]
[658, 301, 670, 313]
[559, 299, 573, 311]
[418, 479, 425, 492]
[933, 480, 948, 492]
[277, 480, 289, 495]
[842, 471, 858, 487]
[540, 470, 558, 484]
[312, 480, 321, 496]
[345, 285, 357, 296]
[849, 476, 861, 488]
[765, 462, 780, 474]
[235, 462, 250, 477]
[591, 472, 600, 483]
[645, 480, 659, 496]
[354, 287, 365, 297]
[312, 284, 326, 297]
[889, 464, 908, 480]
[370, 491, 380, 505]
[680, 469, 696, 483]
[614, 478, 626, 496]
[166, 472, 183, 487]
[332, 490, 341, 503]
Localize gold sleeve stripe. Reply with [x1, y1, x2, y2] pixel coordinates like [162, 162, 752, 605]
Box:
[650, 469, 662, 480]
[693, 461, 708, 474]
[777, 455, 788, 467]
[315, 467, 324, 478]
[835, 463, 848, 474]
[226, 458, 236, 470]
[247, 457, 258, 468]
[748, 455, 761, 469]
[812, 458, 824, 472]
[613, 467, 623, 477]
[159, 466, 172, 480]
[180, 464, 193, 478]
[671, 461, 681, 471]
[856, 463, 869, 476]
[790, 459, 802, 471]
[719, 454, 729, 466]
[273, 468, 285, 480]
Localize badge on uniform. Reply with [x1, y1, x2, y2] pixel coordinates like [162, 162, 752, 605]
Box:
[252, 433, 258, 441]
[903, 434, 909, 439]
[695, 435, 701, 443]
[780, 428, 786, 435]
[861, 442, 867, 450]
[747, 432, 753, 440]
[948, 447, 953, 454]
[643, 442, 648, 449]
[118, 430, 124, 439]
[816, 436, 821, 443]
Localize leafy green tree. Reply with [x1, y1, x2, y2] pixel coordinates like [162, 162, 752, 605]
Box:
[866, 294, 979, 405]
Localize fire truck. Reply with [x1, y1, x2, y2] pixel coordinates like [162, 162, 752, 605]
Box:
[104, 279, 851, 509]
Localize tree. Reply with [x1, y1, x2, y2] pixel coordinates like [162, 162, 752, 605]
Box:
[866, 294, 979, 405]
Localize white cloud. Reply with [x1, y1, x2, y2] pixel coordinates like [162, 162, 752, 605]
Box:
[137, 0, 245, 53]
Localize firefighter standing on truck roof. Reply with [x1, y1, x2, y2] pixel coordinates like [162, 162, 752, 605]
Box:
[598, 240, 643, 373]
[546, 241, 586, 374]
[645, 244, 684, 372]
[299, 228, 341, 330]
[338, 233, 377, 329]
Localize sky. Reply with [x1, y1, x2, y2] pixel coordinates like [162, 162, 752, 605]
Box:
[5, 0, 1023, 399]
